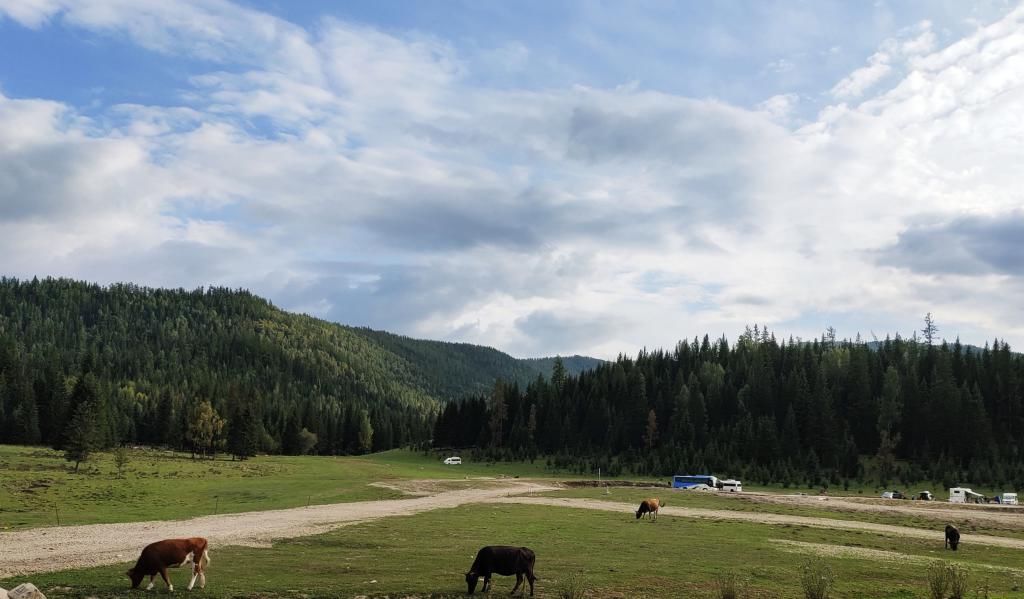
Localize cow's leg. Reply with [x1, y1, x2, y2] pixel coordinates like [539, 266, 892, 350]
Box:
[199, 571, 206, 589]
[147, 574, 156, 591]
[527, 571, 535, 596]
[483, 575, 491, 592]
[159, 567, 173, 592]
[511, 573, 523, 594]
[187, 564, 199, 591]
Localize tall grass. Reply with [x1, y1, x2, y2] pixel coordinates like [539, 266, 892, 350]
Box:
[555, 570, 590, 599]
[927, 561, 950, 599]
[714, 571, 744, 599]
[799, 558, 835, 599]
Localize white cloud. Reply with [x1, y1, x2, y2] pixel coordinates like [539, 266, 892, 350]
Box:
[3, 1, 1024, 356]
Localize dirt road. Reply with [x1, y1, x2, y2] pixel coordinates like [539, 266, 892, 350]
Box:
[0, 481, 556, 578]
[484, 496, 1024, 550]
[5, 482, 1024, 579]
[740, 491, 1024, 530]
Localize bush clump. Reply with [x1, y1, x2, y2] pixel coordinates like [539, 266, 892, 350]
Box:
[799, 557, 835, 599]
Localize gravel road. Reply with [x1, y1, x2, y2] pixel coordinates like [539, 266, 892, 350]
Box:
[0, 481, 555, 578]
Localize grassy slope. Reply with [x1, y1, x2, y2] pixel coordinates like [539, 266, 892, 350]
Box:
[4, 503, 1023, 598]
[0, 446, 568, 530]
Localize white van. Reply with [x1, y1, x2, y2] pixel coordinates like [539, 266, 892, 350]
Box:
[1002, 493, 1018, 505]
[721, 479, 743, 493]
[443, 456, 462, 465]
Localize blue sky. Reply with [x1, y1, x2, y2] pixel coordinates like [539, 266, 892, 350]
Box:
[2, 0, 1023, 358]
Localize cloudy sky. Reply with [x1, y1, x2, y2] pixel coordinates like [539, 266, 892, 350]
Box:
[2, 1, 1023, 358]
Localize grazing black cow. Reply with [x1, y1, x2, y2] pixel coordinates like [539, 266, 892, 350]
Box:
[465, 546, 536, 596]
[945, 524, 960, 550]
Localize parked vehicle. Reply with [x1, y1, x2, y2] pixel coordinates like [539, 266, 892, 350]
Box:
[672, 474, 720, 490]
[721, 479, 743, 493]
[443, 456, 462, 465]
[882, 490, 905, 499]
[915, 491, 933, 501]
[1001, 492, 1018, 505]
[949, 486, 985, 504]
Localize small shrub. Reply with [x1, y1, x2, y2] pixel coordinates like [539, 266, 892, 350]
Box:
[556, 570, 590, 599]
[714, 571, 744, 599]
[948, 563, 970, 599]
[799, 557, 835, 599]
[926, 561, 950, 599]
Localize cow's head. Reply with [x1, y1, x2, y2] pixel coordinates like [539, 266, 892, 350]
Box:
[127, 568, 145, 588]
[465, 571, 480, 594]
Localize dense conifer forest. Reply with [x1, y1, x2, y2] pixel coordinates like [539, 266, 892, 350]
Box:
[0, 277, 598, 460]
[434, 326, 1024, 488]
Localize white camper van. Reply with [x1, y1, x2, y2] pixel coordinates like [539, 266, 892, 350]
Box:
[949, 487, 984, 504]
[721, 479, 743, 493]
[1001, 493, 1018, 505]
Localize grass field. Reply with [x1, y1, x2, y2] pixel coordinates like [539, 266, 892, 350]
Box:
[0, 445, 571, 529]
[538, 487, 1024, 541]
[4, 503, 1024, 598]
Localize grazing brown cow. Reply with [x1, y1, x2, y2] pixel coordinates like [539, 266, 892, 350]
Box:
[465, 546, 537, 596]
[945, 525, 960, 551]
[636, 498, 663, 521]
[127, 537, 210, 592]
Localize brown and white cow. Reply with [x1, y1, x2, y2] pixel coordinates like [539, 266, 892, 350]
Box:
[127, 537, 210, 592]
[635, 498, 663, 521]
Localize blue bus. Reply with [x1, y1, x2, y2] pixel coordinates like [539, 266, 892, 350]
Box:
[672, 475, 720, 489]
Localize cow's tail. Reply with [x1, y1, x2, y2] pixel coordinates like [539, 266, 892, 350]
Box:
[202, 548, 211, 566]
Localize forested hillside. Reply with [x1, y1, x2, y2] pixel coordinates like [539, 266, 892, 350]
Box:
[0, 277, 598, 458]
[435, 327, 1024, 488]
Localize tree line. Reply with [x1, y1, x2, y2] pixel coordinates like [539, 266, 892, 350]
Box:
[435, 325, 1024, 489]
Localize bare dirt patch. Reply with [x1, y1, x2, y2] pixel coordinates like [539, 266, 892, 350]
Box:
[0, 480, 557, 578]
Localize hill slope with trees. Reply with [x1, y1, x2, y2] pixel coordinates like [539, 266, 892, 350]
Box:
[0, 277, 600, 459]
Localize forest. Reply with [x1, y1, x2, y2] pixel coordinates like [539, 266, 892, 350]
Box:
[434, 325, 1024, 488]
[3, 276, 1022, 489]
[0, 277, 595, 462]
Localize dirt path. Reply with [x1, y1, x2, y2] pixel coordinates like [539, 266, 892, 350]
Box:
[6, 483, 1024, 579]
[740, 491, 1024, 530]
[485, 496, 1024, 550]
[0, 481, 556, 578]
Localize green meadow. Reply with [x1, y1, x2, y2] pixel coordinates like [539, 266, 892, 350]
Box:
[0, 445, 566, 529]
[4, 503, 1023, 598]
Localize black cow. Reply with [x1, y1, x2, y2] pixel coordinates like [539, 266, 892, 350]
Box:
[945, 524, 960, 550]
[465, 546, 537, 596]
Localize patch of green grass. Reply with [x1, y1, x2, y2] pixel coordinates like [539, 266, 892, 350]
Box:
[535, 487, 1024, 541]
[0, 445, 573, 530]
[5, 504, 1024, 598]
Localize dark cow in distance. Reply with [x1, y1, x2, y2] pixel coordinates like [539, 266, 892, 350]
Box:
[465, 546, 536, 596]
[636, 498, 663, 521]
[127, 537, 210, 592]
[945, 525, 960, 550]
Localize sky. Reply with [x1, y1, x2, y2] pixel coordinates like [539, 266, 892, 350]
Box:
[1, 0, 1023, 359]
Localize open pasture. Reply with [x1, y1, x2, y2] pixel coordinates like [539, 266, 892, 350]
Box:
[538, 487, 1024, 541]
[4, 503, 1023, 598]
[0, 445, 567, 529]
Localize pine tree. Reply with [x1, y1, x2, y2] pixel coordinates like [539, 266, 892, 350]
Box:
[64, 400, 100, 472]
